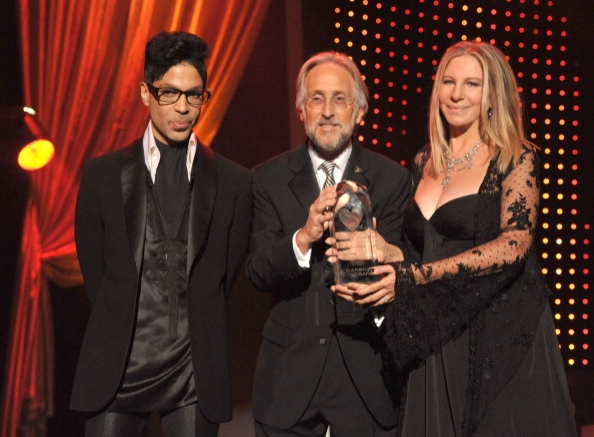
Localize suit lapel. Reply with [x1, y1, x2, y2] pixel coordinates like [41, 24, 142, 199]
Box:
[343, 142, 371, 188]
[187, 142, 217, 276]
[121, 141, 147, 275]
[287, 142, 372, 211]
[288, 144, 320, 213]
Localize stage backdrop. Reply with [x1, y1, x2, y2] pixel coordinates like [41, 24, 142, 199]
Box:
[1, 1, 271, 435]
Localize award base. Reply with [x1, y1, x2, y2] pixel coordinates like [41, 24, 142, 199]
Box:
[334, 259, 380, 285]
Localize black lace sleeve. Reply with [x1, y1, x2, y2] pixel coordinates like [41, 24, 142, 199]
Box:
[384, 148, 542, 373]
[417, 148, 539, 282]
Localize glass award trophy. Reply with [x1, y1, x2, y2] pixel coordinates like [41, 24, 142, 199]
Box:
[329, 180, 379, 284]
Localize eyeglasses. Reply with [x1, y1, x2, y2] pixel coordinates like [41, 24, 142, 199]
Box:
[305, 95, 355, 111]
[146, 83, 211, 107]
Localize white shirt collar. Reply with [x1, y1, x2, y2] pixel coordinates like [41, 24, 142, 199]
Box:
[308, 143, 352, 188]
[142, 121, 198, 182]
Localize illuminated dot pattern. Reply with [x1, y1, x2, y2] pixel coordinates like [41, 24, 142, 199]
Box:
[332, 0, 590, 368]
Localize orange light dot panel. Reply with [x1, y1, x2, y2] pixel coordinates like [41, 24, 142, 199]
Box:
[332, 0, 590, 368]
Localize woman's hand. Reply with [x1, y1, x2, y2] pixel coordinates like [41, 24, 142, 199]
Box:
[331, 264, 396, 307]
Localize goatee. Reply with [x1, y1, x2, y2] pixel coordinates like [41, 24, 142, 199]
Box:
[308, 132, 353, 161]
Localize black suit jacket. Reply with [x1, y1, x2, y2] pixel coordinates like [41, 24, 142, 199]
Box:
[70, 138, 252, 423]
[246, 141, 411, 429]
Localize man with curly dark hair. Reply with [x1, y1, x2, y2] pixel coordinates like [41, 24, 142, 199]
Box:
[70, 31, 252, 437]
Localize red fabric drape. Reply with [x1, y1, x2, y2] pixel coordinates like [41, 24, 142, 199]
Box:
[2, 1, 270, 435]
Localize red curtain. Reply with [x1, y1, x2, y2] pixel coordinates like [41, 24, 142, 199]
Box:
[2, 0, 271, 435]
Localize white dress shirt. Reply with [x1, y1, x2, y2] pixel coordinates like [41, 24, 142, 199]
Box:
[143, 121, 197, 183]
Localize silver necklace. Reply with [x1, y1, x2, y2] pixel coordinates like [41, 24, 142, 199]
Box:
[441, 139, 483, 189]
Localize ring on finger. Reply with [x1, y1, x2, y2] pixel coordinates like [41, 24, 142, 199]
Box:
[382, 296, 387, 304]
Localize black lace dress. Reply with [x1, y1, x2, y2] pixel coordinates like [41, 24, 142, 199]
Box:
[384, 147, 576, 436]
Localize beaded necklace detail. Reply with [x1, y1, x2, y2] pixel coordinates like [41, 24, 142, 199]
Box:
[441, 139, 483, 190]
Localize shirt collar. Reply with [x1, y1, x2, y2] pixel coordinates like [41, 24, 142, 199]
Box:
[143, 121, 197, 182]
[308, 143, 352, 174]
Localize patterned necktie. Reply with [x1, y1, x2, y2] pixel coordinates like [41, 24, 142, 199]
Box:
[321, 162, 336, 188]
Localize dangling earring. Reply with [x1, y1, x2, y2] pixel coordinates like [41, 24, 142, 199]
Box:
[487, 107, 493, 118]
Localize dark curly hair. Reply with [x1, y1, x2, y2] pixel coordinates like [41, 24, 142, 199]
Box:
[144, 32, 210, 87]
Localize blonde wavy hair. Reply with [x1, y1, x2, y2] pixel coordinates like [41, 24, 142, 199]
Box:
[427, 40, 536, 177]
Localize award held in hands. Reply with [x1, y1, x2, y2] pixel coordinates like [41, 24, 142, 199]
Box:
[330, 180, 379, 285]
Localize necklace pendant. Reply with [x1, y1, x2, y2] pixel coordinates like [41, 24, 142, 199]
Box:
[441, 138, 482, 191]
[441, 172, 450, 189]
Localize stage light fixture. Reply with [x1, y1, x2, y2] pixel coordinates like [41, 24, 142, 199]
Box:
[1, 106, 55, 171]
[17, 107, 54, 171]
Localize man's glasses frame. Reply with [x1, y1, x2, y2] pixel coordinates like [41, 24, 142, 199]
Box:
[146, 83, 211, 107]
[304, 94, 355, 111]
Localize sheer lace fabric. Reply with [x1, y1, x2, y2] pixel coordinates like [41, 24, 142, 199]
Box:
[411, 147, 539, 283]
[383, 146, 562, 436]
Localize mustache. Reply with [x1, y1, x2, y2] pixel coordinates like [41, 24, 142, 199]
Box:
[318, 120, 341, 126]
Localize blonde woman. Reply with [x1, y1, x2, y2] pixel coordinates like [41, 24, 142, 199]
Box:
[331, 41, 577, 436]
